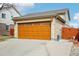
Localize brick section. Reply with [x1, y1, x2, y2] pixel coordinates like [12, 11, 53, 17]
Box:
[10, 29, 14, 36]
[9, 24, 14, 36]
[62, 27, 79, 39]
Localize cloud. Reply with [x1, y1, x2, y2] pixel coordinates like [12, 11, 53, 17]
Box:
[13, 3, 35, 15]
[69, 13, 79, 28]
[13, 3, 35, 7]
[0, 3, 3, 8]
[69, 22, 79, 28]
[73, 13, 79, 20]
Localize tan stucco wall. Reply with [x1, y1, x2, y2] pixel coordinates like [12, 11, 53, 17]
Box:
[14, 23, 18, 38]
[51, 15, 66, 40]
[53, 19, 62, 40]
[51, 18, 55, 40]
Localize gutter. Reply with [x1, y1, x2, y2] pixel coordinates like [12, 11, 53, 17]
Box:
[67, 10, 71, 21]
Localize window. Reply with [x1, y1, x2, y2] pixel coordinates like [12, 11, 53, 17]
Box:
[2, 13, 6, 19]
[6, 25, 9, 31]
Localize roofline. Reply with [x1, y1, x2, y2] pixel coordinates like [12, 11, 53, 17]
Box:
[0, 3, 22, 17]
[13, 8, 70, 21]
[24, 8, 68, 16]
[13, 16, 51, 21]
[0, 3, 4, 10]
[12, 5, 22, 16]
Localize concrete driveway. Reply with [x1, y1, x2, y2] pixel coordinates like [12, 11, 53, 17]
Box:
[0, 39, 73, 56]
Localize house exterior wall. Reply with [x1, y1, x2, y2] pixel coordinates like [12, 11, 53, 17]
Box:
[51, 15, 67, 40]
[53, 18, 62, 40]
[14, 23, 18, 38]
[0, 7, 21, 36]
[0, 7, 20, 25]
[51, 17, 55, 40]
[9, 7, 20, 17]
[0, 23, 6, 35]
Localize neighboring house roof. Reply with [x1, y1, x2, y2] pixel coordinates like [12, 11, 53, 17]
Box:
[12, 6, 22, 16]
[0, 3, 22, 16]
[14, 8, 70, 23]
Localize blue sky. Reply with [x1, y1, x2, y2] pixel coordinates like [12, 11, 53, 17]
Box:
[16, 3, 79, 28]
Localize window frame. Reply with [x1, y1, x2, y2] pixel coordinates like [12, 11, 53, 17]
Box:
[2, 13, 6, 19]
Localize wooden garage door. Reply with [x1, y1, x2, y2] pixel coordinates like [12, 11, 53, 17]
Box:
[18, 22, 51, 40]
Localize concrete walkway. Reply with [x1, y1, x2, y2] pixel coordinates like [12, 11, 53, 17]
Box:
[0, 39, 73, 56]
[70, 45, 79, 56]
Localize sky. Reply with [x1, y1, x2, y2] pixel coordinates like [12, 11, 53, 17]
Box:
[15, 3, 79, 28]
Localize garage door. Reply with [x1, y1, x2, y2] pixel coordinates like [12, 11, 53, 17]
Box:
[18, 22, 51, 40]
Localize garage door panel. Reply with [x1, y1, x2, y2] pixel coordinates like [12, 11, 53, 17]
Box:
[18, 22, 51, 40]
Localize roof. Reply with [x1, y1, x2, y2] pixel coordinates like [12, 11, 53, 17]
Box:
[13, 8, 70, 21]
[0, 3, 22, 16]
[12, 5, 22, 16]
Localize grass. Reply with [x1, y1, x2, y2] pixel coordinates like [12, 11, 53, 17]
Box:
[0, 36, 14, 41]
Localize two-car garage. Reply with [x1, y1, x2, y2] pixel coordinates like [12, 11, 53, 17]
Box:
[14, 9, 69, 40]
[18, 21, 51, 40]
